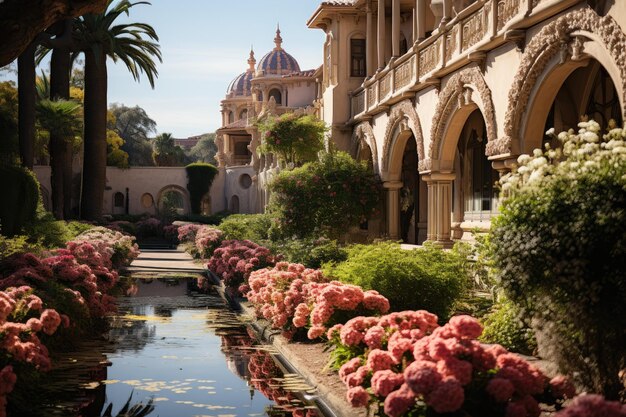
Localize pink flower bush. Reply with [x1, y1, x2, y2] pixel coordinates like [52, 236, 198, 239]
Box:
[333, 313, 575, 416]
[135, 217, 162, 237]
[194, 226, 224, 259]
[71, 226, 139, 268]
[208, 240, 275, 291]
[554, 394, 626, 417]
[163, 224, 179, 244]
[177, 223, 203, 244]
[244, 262, 390, 340]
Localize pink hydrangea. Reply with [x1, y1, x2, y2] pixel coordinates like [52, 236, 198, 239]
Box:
[366, 349, 395, 372]
[436, 357, 473, 386]
[554, 394, 626, 417]
[506, 402, 527, 417]
[371, 370, 404, 397]
[426, 378, 465, 413]
[346, 386, 370, 407]
[404, 360, 442, 395]
[339, 357, 362, 382]
[448, 315, 483, 339]
[383, 384, 416, 417]
[550, 375, 576, 399]
[486, 377, 515, 402]
[364, 325, 385, 349]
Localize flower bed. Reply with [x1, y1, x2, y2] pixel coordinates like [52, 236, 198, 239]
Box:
[207, 240, 275, 291]
[328, 313, 575, 417]
[194, 226, 223, 259]
[243, 262, 390, 340]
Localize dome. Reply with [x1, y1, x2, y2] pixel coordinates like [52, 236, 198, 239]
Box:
[257, 27, 301, 75]
[227, 49, 256, 96]
[227, 70, 254, 96]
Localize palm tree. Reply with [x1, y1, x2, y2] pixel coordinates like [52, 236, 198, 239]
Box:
[73, 0, 161, 220]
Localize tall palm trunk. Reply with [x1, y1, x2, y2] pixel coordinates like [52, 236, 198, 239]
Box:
[49, 45, 71, 219]
[17, 42, 36, 169]
[80, 48, 107, 220]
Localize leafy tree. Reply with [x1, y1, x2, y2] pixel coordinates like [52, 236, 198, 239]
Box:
[0, 81, 19, 162]
[152, 132, 186, 166]
[105, 111, 129, 168]
[257, 113, 326, 166]
[188, 133, 217, 163]
[109, 103, 156, 166]
[73, 0, 161, 219]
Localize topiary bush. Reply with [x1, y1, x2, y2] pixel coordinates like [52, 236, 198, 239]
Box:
[0, 165, 40, 237]
[268, 151, 381, 239]
[218, 213, 271, 242]
[185, 162, 218, 214]
[492, 120, 626, 399]
[322, 242, 469, 318]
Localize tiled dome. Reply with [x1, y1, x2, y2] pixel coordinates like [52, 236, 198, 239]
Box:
[227, 49, 256, 96]
[257, 27, 301, 76]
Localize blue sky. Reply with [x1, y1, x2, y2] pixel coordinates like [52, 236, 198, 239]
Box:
[4, 1, 326, 137]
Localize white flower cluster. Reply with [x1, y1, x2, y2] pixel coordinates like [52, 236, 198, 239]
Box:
[499, 119, 626, 194]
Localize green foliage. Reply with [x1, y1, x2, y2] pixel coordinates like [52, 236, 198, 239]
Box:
[269, 237, 347, 269]
[218, 214, 271, 242]
[0, 165, 40, 237]
[492, 121, 626, 398]
[268, 151, 381, 239]
[185, 162, 218, 214]
[188, 133, 217, 163]
[480, 297, 537, 356]
[0, 81, 19, 162]
[23, 204, 73, 248]
[153, 133, 187, 166]
[109, 103, 157, 166]
[66, 221, 97, 238]
[0, 235, 42, 258]
[322, 242, 469, 318]
[257, 113, 325, 165]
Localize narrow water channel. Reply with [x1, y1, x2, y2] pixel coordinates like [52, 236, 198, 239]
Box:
[39, 277, 323, 417]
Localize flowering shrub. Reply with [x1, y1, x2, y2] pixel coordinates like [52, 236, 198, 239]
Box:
[134, 217, 162, 238]
[207, 240, 275, 291]
[162, 224, 179, 244]
[244, 262, 390, 340]
[554, 394, 626, 417]
[72, 226, 139, 269]
[268, 151, 381, 239]
[0, 286, 65, 417]
[257, 113, 326, 166]
[323, 242, 468, 317]
[333, 313, 574, 416]
[177, 223, 203, 244]
[492, 121, 626, 398]
[268, 237, 347, 269]
[194, 226, 224, 259]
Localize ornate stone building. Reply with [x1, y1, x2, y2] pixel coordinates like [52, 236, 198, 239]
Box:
[212, 27, 320, 214]
[306, 0, 625, 246]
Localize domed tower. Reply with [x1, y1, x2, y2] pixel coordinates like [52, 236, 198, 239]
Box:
[256, 25, 301, 76]
[226, 49, 256, 98]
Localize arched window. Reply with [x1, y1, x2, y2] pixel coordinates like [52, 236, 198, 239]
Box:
[228, 111, 235, 124]
[268, 89, 282, 105]
[239, 109, 248, 120]
[350, 38, 366, 77]
[114, 192, 125, 208]
[160, 189, 185, 215]
[230, 195, 240, 214]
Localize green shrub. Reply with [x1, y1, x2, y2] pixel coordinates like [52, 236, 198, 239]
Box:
[185, 162, 218, 214]
[257, 113, 326, 165]
[23, 204, 72, 248]
[66, 221, 97, 238]
[492, 121, 626, 398]
[268, 151, 381, 239]
[480, 297, 536, 355]
[0, 165, 40, 236]
[0, 235, 42, 258]
[269, 237, 347, 269]
[174, 211, 229, 225]
[322, 242, 468, 319]
[218, 213, 271, 242]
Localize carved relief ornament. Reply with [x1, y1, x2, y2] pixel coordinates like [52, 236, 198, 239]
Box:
[381, 100, 426, 173]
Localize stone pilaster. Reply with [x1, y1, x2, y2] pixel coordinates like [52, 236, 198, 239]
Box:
[383, 180, 403, 240]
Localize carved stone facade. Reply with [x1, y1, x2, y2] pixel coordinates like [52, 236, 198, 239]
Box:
[381, 100, 425, 173]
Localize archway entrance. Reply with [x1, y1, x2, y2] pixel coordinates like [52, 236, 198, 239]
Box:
[396, 135, 426, 244]
[452, 109, 498, 237]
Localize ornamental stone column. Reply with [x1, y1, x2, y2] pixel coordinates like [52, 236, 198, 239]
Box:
[384, 180, 403, 240]
[415, 0, 426, 41]
[392, 0, 401, 57]
[423, 172, 455, 248]
[366, 0, 375, 76]
[378, 0, 386, 69]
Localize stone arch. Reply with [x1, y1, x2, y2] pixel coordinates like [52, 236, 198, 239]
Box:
[428, 66, 497, 168]
[495, 8, 626, 156]
[381, 100, 425, 175]
[350, 122, 379, 172]
[156, 185, 190, 215]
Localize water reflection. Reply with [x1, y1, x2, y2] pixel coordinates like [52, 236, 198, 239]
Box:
[70, 277, 324, 417]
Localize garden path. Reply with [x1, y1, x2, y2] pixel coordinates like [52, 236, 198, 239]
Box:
[126, 247, 204, 275]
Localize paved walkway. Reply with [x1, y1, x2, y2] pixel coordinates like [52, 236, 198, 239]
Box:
[126, 248, 205, 275]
